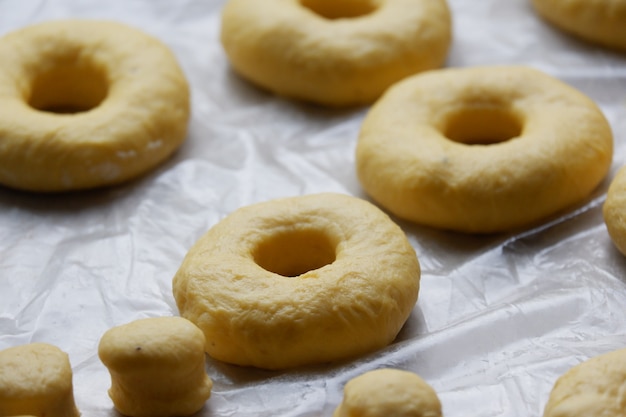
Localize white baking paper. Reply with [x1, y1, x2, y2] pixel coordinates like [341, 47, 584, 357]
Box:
[1, 1, 626, 416]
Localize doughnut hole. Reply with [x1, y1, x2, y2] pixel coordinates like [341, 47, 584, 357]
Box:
[299, 0, 379, 19]
[442, 106, 523, 145]
[28, 63, 109, 114]
[253, 228, 337, 277]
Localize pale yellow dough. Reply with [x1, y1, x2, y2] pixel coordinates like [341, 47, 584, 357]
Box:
[98, 317, 212, 417]
[220, 0, 451, 107]
[0, 343, 80, 417]
[334, 368, 442, 417]
[0, 19, 190, 192]
[543, 348, 626, 417]
[173, 193, 421, 369]
[356, 66, 613, 233]
[603, 166, 626, 256]
[532, 0, 626, 51]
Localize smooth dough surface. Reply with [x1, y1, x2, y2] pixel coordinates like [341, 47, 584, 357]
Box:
[173, 193, 420, 369]
[98, 317, 213, 417]
[532, 0, 626, 51]
[333, 368, 442, 417]
[220, 0, 451, 107]
[603, 166, 626, 256]
[0, 19, 190, 192]
[356, 66, 613, 233]
[0, 343, 79, 417]
[543, 348, 626, 417]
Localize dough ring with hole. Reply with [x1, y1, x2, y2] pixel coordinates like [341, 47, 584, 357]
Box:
[334, 368, 442, 417]
[531, 0, 626, 51]
[543, 348, 626, 417]
[603, 166, 626, 256]
[0, 19, 190, 192]
[356, 66, 613, 233]
[173, 193, 421, 370]
[220, 0, 451, 107]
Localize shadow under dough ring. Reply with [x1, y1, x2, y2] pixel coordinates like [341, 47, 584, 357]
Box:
[173, 193, 421, 370]
[356, 66, 613, 233]
[220, 0, 452, 107]
[0, 19, 190, 192]
[531, 0, 626, 51]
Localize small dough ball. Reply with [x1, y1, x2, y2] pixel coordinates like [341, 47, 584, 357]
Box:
[334, 368, 442, 417]
[0, 343, 80, 417]
[543, 348, 626, 417]
[98, 317, 213, 417]
[603, 166, 626, 256]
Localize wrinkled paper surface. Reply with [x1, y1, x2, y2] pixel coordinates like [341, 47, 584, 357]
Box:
[1, 1, 626, 416]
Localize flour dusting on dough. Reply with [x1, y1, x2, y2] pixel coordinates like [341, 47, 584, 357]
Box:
[147, 139, 163, 151]
[90, 162, 121, 181]
[117, 149, 138, 159]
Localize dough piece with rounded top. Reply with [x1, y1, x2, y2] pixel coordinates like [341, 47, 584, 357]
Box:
[334, 368, 442, 417]
[220, 0, 451, 107]
[173, 193, 420, 369]
[531, 0, 626, 51]
[98, 317, 212, 417]
[356, 66, 613, 233]
[0, 19, 190, 192]
[603, 166, 626, 256]
[543, 348, 626, 417]
[0, 343, 80, 417]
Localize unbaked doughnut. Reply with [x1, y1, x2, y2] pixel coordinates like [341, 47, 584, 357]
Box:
[543, 348, 626, 417]
[334, 368, 442, 417]
[98, 317, 213, 417]
[173, 193, 420, 369]
[356, 66, 613, 233]
[531, 0, 626, 51]
[220, 0, 451, 107]
[603, 166, 626, 255]
[0, 343, 80, 417]
[0, 19, 190, 192]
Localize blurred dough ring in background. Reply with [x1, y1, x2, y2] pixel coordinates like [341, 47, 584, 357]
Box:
[220, 0, 452, 107]
[0, 19, 190, 192]
[603, 166, 626, 255]
[173, 193, 421, 370]
[356, 66, 613, 234]
[543, 348, 626, 416]
[531, 0, 626, 51]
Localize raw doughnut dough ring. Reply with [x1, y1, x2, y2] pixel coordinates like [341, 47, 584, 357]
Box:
[531, 0, 626, 51]
[98, 317, 213, 417]
[173, 193, 421, 370]
[0, 19, 190, 192]
[543, 348, 626, 417]
[356, 66, 613, 233]
[0, 343, 80, 417]
[220, 0, 452, 107]
[603, 166, 626, 255]
[334, 368, 442, 417]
